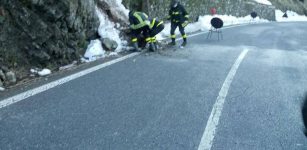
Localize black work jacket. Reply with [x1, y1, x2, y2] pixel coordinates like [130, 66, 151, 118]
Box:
[149, 18, 163, 29]
[168, 4, 188, 23]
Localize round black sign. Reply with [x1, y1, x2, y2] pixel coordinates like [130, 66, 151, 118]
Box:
[211, 17, 223, 29]
[251, 12, 257, 18]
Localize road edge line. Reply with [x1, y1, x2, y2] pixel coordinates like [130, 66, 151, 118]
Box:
[0, 52, 140, 109]
[197, 49, 249, 150]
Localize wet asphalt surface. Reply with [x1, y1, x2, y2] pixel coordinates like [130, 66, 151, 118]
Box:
[0, 22, 307, 149]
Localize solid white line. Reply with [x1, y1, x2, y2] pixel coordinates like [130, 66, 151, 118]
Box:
[0, 52, 140, 109]
[197, 49, 249, 150]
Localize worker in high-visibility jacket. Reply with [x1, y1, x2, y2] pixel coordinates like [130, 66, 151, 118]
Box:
[148, 18, 164, 51]
[129, 10, 152, 51]
[167, 0, 189, 47]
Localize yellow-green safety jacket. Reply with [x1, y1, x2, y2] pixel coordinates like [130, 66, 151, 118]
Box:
[129, 11, 150, 30]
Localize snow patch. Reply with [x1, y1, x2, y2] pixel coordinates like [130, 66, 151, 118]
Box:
[94, 0, 130, 53]
[84, 39, 105, 62]
[109, 52, 119, 56]
[158, 14, 269, 40]
[108, 0, 129, 18]
[30, 68, 52, 77]
[96, 7, 123, 52]
[38, 69, 52, 76]
[30, 68, 38, 74]
[254, 0, 272, 5]
[0, 87, 5, 91]
[275, 10, 307, 22]
[84, 1, 129, 63]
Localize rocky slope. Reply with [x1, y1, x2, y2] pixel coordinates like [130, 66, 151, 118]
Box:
[0, 0, 99, 87]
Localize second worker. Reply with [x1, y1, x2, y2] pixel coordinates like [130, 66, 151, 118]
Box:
[167, 0, 189, 47]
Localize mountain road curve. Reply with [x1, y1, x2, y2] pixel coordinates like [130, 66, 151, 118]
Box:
[0, 22, 307, 150]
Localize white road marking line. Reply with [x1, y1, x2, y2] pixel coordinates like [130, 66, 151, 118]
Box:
[197, 49, 249, 150]
[0, 52, 140, 109]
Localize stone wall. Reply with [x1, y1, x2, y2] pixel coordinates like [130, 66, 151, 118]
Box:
[122, 0, 276, 21]
[0, 0, 99, 83]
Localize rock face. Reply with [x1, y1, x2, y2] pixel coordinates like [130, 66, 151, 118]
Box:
[5, 71, 16, 84]
[0, 69, 4, 87]
[101, 38, 118, 51]
[0, 69, 5, 81]
[0, 0, 99, 80]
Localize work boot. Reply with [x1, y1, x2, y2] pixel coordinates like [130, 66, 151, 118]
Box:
[168, 39, 176, 46]
[149, 43, 156, 52]
[181, 41, 187, 47]
[132, 43, 140, 52]
[153, 42, 158, 50]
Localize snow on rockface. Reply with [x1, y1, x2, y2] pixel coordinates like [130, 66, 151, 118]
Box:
[95, 7, 123, 51]
[158, 14, 269, 40]
[84, 0, 129, 62]
[254, 0, 272, 5]
[96, 0, 129, 51]
[276, 9, 307, 22]
[84, 39, 105, 62]
[104, 0, 129, 20]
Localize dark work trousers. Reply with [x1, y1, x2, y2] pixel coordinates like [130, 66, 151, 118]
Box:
[170, 22, 186, 42]
[149, 24, 165, 38]
[131, 26, 150, 48]
[131, 26, 150, 42]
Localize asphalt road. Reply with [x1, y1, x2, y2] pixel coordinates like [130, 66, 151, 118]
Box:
[1, 22, 307, 149]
